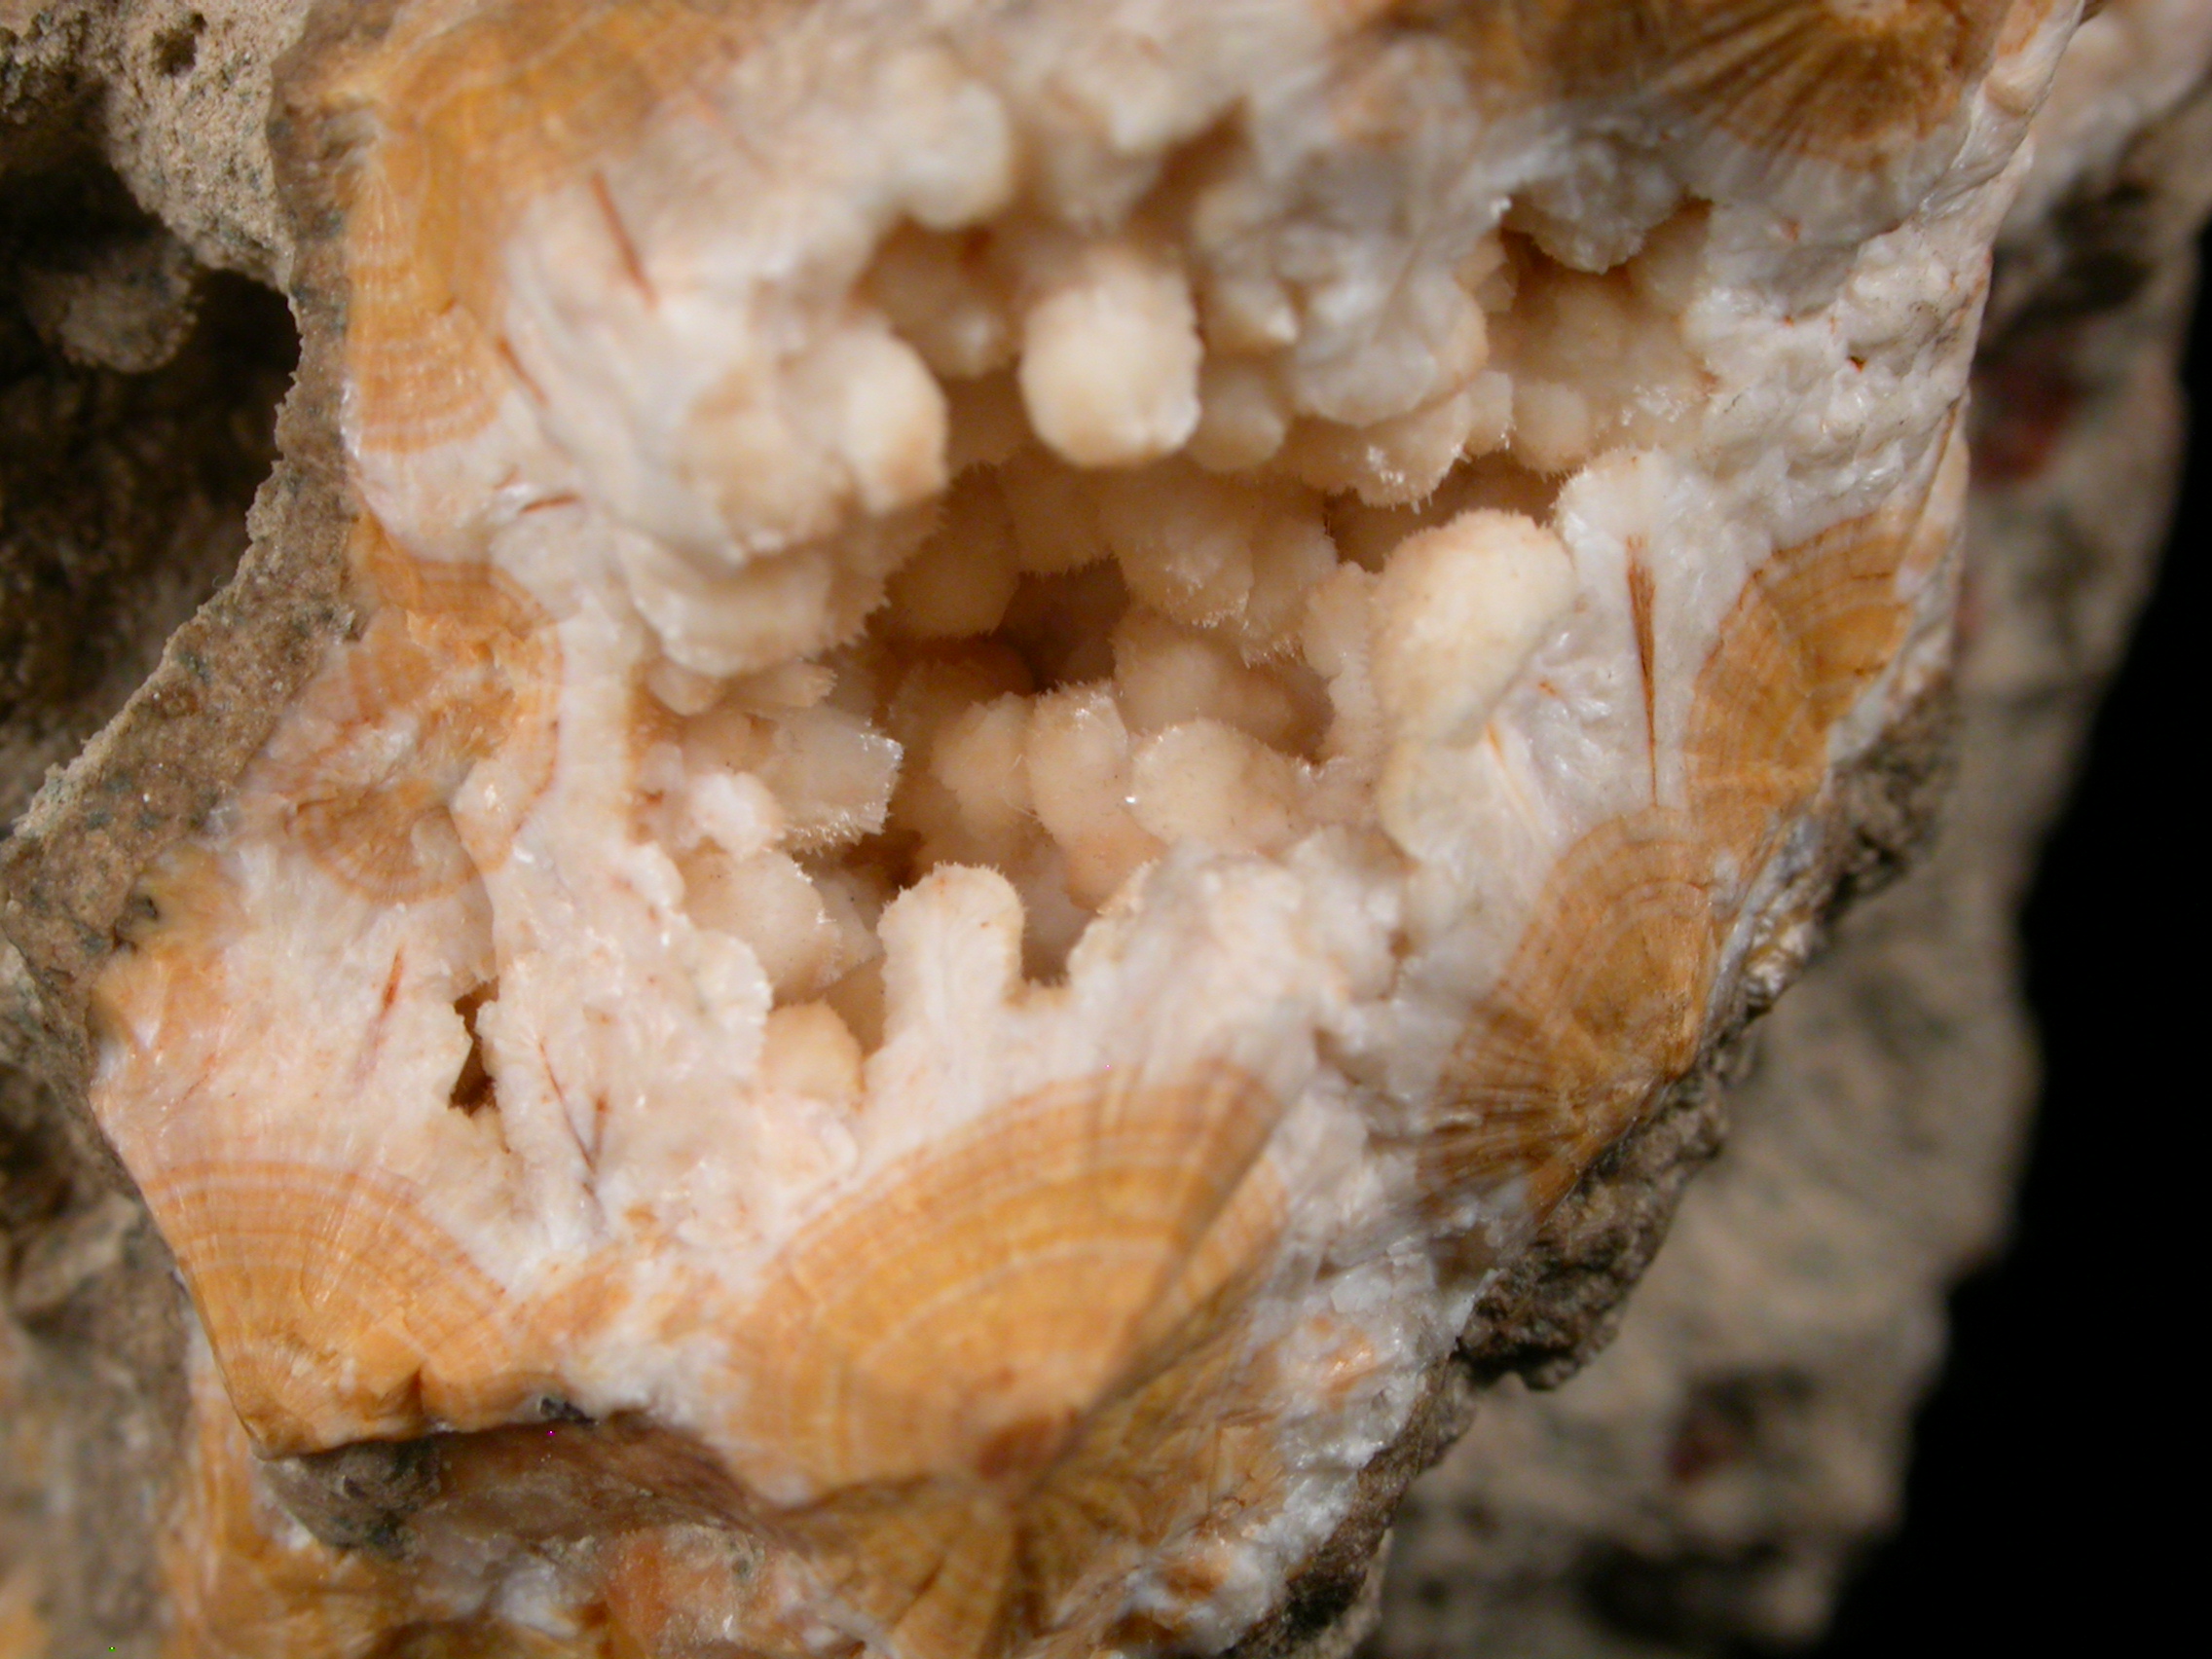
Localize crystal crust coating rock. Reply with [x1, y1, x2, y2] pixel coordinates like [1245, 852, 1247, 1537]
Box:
[1380, 6, 2212, 1645]
[0, 2, 2122, 1655]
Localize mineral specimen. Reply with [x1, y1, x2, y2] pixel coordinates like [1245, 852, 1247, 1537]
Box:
[0, 1, 2121, 1655]
[1382, 3, 2212, 1642]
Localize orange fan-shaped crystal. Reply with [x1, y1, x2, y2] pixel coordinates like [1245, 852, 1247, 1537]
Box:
[1684, 512, 1915, 865]
[323, 0, 759, 458]
[1430, 488, 1935, 1216]
[1431, 807, 1719, 1210]
[145, 1161, 544, 1454]
[257, 526, 559, 903]
[1531, 0, 2014, 159]
[730, 1066, 1287, 1659]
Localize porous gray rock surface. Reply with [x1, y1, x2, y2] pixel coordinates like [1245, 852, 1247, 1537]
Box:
[3, 1, 303, 284]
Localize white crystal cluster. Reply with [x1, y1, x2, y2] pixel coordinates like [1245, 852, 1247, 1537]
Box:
[81, 3, 2087, 1654]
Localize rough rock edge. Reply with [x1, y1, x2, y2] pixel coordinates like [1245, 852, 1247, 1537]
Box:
[4, 15, 339, 1646]
[1225, 679, 1957, 1659]
[3, 1, 301, 283]
[0, 362, 344, 1658]
[0, 0, 351, 1111]
[1296, 71, 2212, 1659]
[0, 5, 1983, 1652]
[1368, 55, 2212, 1659]
[0, 381, 350, 1148]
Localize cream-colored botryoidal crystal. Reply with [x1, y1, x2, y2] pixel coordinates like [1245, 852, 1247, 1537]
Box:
[80, 2, 2080, 1654]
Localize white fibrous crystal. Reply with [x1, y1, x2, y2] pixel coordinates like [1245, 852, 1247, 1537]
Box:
[1019, 240, 1204, 468]
[84, 2, 2086, 1655]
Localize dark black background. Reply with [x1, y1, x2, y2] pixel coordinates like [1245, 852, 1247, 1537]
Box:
[1813, 241, 2207, 1650]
